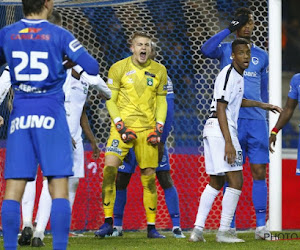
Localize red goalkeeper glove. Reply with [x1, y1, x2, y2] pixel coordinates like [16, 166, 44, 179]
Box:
[147, 123, 164, 145]
[115, 120, 137, 143]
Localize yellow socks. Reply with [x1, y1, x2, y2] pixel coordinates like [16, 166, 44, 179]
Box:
[102, 166, 118, 218]
[141, 174, 157, 224]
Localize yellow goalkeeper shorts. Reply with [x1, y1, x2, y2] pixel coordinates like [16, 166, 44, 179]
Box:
[105, 126, 158, 169]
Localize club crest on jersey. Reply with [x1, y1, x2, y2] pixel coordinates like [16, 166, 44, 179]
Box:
[147, 78, 153, 86]
[252, 57, 259, 65]
[10, 115, 55, 134]
[69, 39, 82, 52]
[126, 70, 136, 76]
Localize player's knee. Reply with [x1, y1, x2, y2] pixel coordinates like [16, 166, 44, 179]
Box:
[209, 176, 224, 190]
[141, 174, 156, 194]
[156, 171, 173, 190]
[251, 166, 266, 180]
[116, 172, 132, 190]
[103, 166, 118, 185]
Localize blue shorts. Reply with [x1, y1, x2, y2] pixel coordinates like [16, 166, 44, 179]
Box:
[238, 118, 269, 164]
[118, 144, 170, 173]
[5, 95, 74, 180]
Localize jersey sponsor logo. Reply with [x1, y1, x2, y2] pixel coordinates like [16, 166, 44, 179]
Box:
[126, 70, 136, 76]
[19, 28, 42, 33]
[107, 78, 113, 84]
[11, 33, 50, 41]
[106, 146, 122, 155]
[69, 39, 82, 52]
[244, 71, 257, 77]
[10, 115, 55, 134]
[147, 78, 153, 86]
[145, 71, 156, 78]
[252, 57, 259, 65]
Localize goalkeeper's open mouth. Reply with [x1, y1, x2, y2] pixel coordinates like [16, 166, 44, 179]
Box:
[140, 51, 147, 61]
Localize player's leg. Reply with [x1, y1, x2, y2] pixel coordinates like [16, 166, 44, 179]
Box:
[2, 179, 27, 249]
[18, 179, 36, 246]
[32, 178, 51, 247]
[217, 170, 244, 243]
[112, 171, 132, 236]
[95, 129, 132, 238]
[245, 119, 271, 240]
[135, 129, 164, 238]
[190, 135, 223, 242]
[156, 144, 184, 238]
[69, 140, 84, 211]
[2, 123, 37, 249]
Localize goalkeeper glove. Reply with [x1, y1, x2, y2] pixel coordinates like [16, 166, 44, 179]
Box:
[116, 120, 137, 143]
[228, 14, 249, 33]
[147, 123, 164, 145]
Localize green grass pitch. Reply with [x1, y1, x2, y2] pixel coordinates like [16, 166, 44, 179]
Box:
[3, 230, 300, 249]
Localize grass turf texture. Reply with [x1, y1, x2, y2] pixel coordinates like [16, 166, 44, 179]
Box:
[2, 231, 300, 249]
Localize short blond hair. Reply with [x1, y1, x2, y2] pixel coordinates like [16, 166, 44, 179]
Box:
[130, 31, 152, 44]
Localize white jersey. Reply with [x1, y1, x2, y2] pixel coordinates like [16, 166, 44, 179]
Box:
[0, 66, 12, 104]
[63, 69, 89, 143]
[204, 64, 244, 137]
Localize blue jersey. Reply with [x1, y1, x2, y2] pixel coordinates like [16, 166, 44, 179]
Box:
[0, 19, 86, 98]
[288, 73, 300, 107]
[201, 30, 269, 120]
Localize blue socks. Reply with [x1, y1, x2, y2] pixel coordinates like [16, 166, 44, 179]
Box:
[50, 198, 71, 250]
[113, 189, 127, 227]
[253, 180, 267, 227]
[2, 200, 20, 250]
[164, 186, 180, 228]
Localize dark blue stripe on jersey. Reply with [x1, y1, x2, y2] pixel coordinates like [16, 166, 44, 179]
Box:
[223, 65, 233, 91]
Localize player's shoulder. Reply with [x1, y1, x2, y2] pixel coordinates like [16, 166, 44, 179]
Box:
[252, 44, 268, 57]
[109, 56, 130, 72]
[290, 73, 300, 85]
[150, 60, 167, 73]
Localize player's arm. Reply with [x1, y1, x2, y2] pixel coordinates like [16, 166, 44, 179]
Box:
[73, 65, 111, 100]
[201, 14, 249, 58]
[0, 66, 12, 105]
[80, 106, 100, 159]
[260, 53, 269, 103]
[147, 68, 168, 145]
[269, 97, 298, 153]
[106, 65, 137, 143]
[217, 101, 236, 164]
[241, 98, 282, 113]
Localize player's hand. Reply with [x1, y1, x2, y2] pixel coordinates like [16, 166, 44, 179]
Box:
[91, 142, 100, 159]
[116, 120, 137, 143]
[0, 116, 4, 127]
[228, 14, 249, 33]
[269, 134, 277, 153]
[158, 142, 164, 162]
[224, 141, 236, 164]
[147, 123, 164, 146]
[261, 103, 283, 114]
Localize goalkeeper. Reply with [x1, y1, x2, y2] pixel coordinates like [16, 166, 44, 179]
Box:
[109, 42, 184, 239]
[95, 31, 168, 238]
[201, 7, 272, 240]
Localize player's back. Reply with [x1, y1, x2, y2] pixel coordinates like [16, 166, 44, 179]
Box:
[0, 19, 78, 98]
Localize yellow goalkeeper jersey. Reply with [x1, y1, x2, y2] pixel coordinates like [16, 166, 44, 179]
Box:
[106, 56, 168, 132]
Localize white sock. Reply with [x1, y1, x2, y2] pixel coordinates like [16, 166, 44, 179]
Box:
[35, 179, 52, 234]
[114, 226, 123, 232]
[22, 180, 36, 229]
[219, 187, 241, 232]
[69, 177, 79, 210]
[194, 184, 220, 230]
